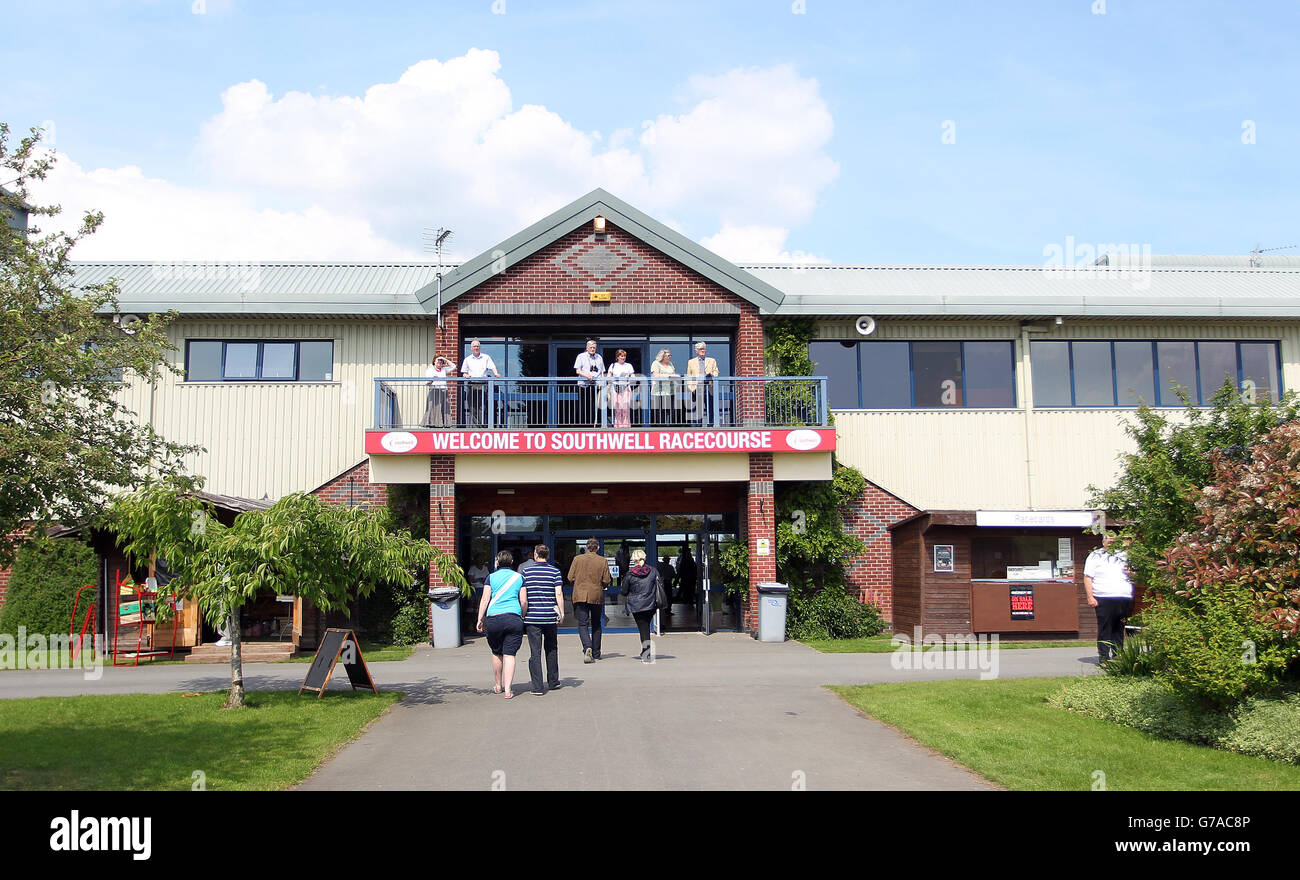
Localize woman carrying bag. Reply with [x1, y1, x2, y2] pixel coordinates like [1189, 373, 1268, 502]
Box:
[621, 549, 667, 663]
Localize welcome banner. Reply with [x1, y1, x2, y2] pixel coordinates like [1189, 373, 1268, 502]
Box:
[365, 427, 836, 455]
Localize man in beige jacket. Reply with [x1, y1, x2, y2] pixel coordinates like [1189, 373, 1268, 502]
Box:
[567, 537, 612, 662]
[685, 341, 720, 425]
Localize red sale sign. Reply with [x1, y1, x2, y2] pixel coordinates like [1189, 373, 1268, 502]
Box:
[365, 427, 836, 455]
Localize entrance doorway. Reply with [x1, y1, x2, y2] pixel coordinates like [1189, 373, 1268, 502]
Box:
[460, 512, 741, 633]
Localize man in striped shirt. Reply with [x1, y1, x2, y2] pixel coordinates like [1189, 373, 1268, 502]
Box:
[522, 544, 565, 695]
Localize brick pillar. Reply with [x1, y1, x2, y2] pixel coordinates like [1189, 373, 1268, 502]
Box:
[745, 453, 776, 634]
[427, 454, 457, 639]
[433, 305, 460, 423]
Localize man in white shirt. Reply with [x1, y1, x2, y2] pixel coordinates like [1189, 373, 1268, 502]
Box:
[572, 339, 605, 426]
[1084, 533, 1136, 662]
[459, 339, 500, 427]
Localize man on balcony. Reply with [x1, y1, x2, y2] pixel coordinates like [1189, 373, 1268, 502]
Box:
[686, 342, 720, 426]
[460, 339, 500, 428]
[573, 339, 605, 427]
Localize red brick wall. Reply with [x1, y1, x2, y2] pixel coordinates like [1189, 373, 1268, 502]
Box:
[745, 453, 776, 633]
[0, 564, 10, 613]
[312, 459, 388, 510]
[840, 481, 919, 623]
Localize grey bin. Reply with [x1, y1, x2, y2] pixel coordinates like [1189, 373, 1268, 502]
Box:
[756, 582, 791, 643]
[428, 588, 462, 649]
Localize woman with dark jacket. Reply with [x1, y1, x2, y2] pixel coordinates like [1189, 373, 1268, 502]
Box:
[621, 548, 664, 663]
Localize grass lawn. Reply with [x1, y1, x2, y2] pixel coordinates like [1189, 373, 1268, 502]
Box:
[831, 678, 1300, 791]
[280, 641, 415, 663]
[804, 635, 1094, 653]
[0, 690, 401, 790]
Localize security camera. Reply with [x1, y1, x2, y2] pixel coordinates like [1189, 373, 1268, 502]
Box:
[854, 316, 877, 336]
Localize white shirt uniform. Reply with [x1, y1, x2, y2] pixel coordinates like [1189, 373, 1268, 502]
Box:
[1084, 549, 1134, 598]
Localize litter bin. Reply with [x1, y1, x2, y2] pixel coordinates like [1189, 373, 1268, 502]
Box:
[756, 582, 790, 643]
[428, 587, 462, 649]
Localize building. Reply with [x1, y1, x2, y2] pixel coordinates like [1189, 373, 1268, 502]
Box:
[14, 188, 1300, 647]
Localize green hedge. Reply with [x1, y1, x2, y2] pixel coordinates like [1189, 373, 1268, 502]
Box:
[0, 536, 98, 638]
[788, 584, 886, 641]
[1050, 676, 1300, 764]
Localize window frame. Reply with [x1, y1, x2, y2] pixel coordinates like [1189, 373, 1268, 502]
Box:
[812, 339, 1018, 410]
[1030, 339, 1283, 408]
[184, 339, 335, 383]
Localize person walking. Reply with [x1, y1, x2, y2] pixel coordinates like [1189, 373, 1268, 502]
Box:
[477, 550, 526, 699]
[657, 554, 677, 618]
[1084, 534, 1136, 662]
[677, 545, 697, 604]
[521, 544, 564, 695]
[621, 549, 666, 662]
[567, 537, 611, 662]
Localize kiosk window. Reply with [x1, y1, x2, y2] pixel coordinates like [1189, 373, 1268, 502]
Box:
[972, 536, 1065, 580]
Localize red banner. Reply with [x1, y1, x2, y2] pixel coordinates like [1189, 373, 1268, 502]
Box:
[365, 428, 835, 455]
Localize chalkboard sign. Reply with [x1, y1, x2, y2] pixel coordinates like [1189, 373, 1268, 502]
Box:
[298, 628, 378, 698]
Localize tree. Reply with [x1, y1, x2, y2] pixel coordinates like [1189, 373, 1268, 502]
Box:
[1, 123, 198, 566]
[111, 483, 466, 708]
[1088, 381, 1300, 595]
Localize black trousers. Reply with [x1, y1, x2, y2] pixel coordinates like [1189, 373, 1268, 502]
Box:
[633, 610, 655, 660]
[465, 382, 489, 427]
[574, 601, 603, 658]
[525, 623, 559, 692]
[1095, 597, 1133, 660]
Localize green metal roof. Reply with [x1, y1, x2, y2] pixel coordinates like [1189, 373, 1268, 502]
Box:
[414, 188, 788, 314]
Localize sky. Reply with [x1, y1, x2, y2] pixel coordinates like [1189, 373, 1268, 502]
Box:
[5, 0, 1298, 266]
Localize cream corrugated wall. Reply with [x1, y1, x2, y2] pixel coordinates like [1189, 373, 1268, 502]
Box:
[112, 319, 436, 499]
[821, 318, 1300, 510]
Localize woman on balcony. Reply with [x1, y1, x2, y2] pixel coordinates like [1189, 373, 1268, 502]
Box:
[608, 349, 635, 428]
[650, 348, 680, 426]
[422, 356, 455, 427]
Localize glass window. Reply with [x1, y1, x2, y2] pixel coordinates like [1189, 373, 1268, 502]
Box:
[963, 342, 1014, 407]
[261, 343, 297, 379]
[810, 341, 860, 408]
[1239, 343, 1280, 403]
[223, 343, 258, 379]
[1030, 342, 1071, 406]
[1197, 342, 1237, 402]
[299, 341, 333, 381]
[1071, 341, 1114, 406]
[912, 341, 962, 407]
[187, 341, 222, 381]
[1113, 342, 1155, 406]
[972, 536, 1067, 579]
[858, 342, 911, 408]
[1156, 341, 1197, 405]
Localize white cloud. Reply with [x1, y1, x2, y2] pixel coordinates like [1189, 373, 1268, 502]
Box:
[701, 223, 830, 265]
[32, 50, 839, 262]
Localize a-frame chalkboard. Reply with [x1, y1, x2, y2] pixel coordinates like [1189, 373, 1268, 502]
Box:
[298, 628, 378, 698]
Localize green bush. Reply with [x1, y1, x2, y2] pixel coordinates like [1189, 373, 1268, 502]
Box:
[1143, 589, 1293, 710]
[389, 602, 430, 647]
[0, 535, 98, 638]
[1220, 694, 1300, 764]
[1051, 677, 1300, 764]
[788, 584, 885, 641]
[1099, 631, 1160, 677]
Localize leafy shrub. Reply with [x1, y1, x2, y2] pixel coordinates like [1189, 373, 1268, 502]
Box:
[389, 601, 430, 647]
[1099, 630, 1159, 677]
[0, 535, 97, 637]
[1051, 678, 1300, 764]
[788, 584, 886, 640]
[1050, 675, 1221, 743]
[1219, 694, 1300, 764]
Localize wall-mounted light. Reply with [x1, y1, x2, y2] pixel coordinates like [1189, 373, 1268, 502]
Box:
[593, 216, 606, 234]
[590, 488, 608, 495]
[496, 488, 515, 495]
[683, 488, 702, 494]
[1054, 316, 1064, 326]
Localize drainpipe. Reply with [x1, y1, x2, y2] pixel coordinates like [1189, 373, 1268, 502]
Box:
[1019, 323, 1039, 509]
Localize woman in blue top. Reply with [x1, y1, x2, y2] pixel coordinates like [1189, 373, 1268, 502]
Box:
[477, 550, 527, 699]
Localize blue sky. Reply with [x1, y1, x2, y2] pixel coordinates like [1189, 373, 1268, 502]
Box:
[6, 0, 1298, 264]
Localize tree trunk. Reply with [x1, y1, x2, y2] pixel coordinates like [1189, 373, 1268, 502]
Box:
[225, 609, 245, 709]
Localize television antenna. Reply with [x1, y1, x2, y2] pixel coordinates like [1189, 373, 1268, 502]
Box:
[1249, 243, 1295, 268]
[422, 227, 454, 327]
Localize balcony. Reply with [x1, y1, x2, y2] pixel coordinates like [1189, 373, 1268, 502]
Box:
[371, 376, 829, 430]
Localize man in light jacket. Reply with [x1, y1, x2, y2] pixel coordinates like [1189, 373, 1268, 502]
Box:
[685, 342, 720, 425]
[567, 537, 611, 663]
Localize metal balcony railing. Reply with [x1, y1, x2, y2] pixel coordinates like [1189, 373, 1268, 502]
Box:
[372, 376, 829, 430]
